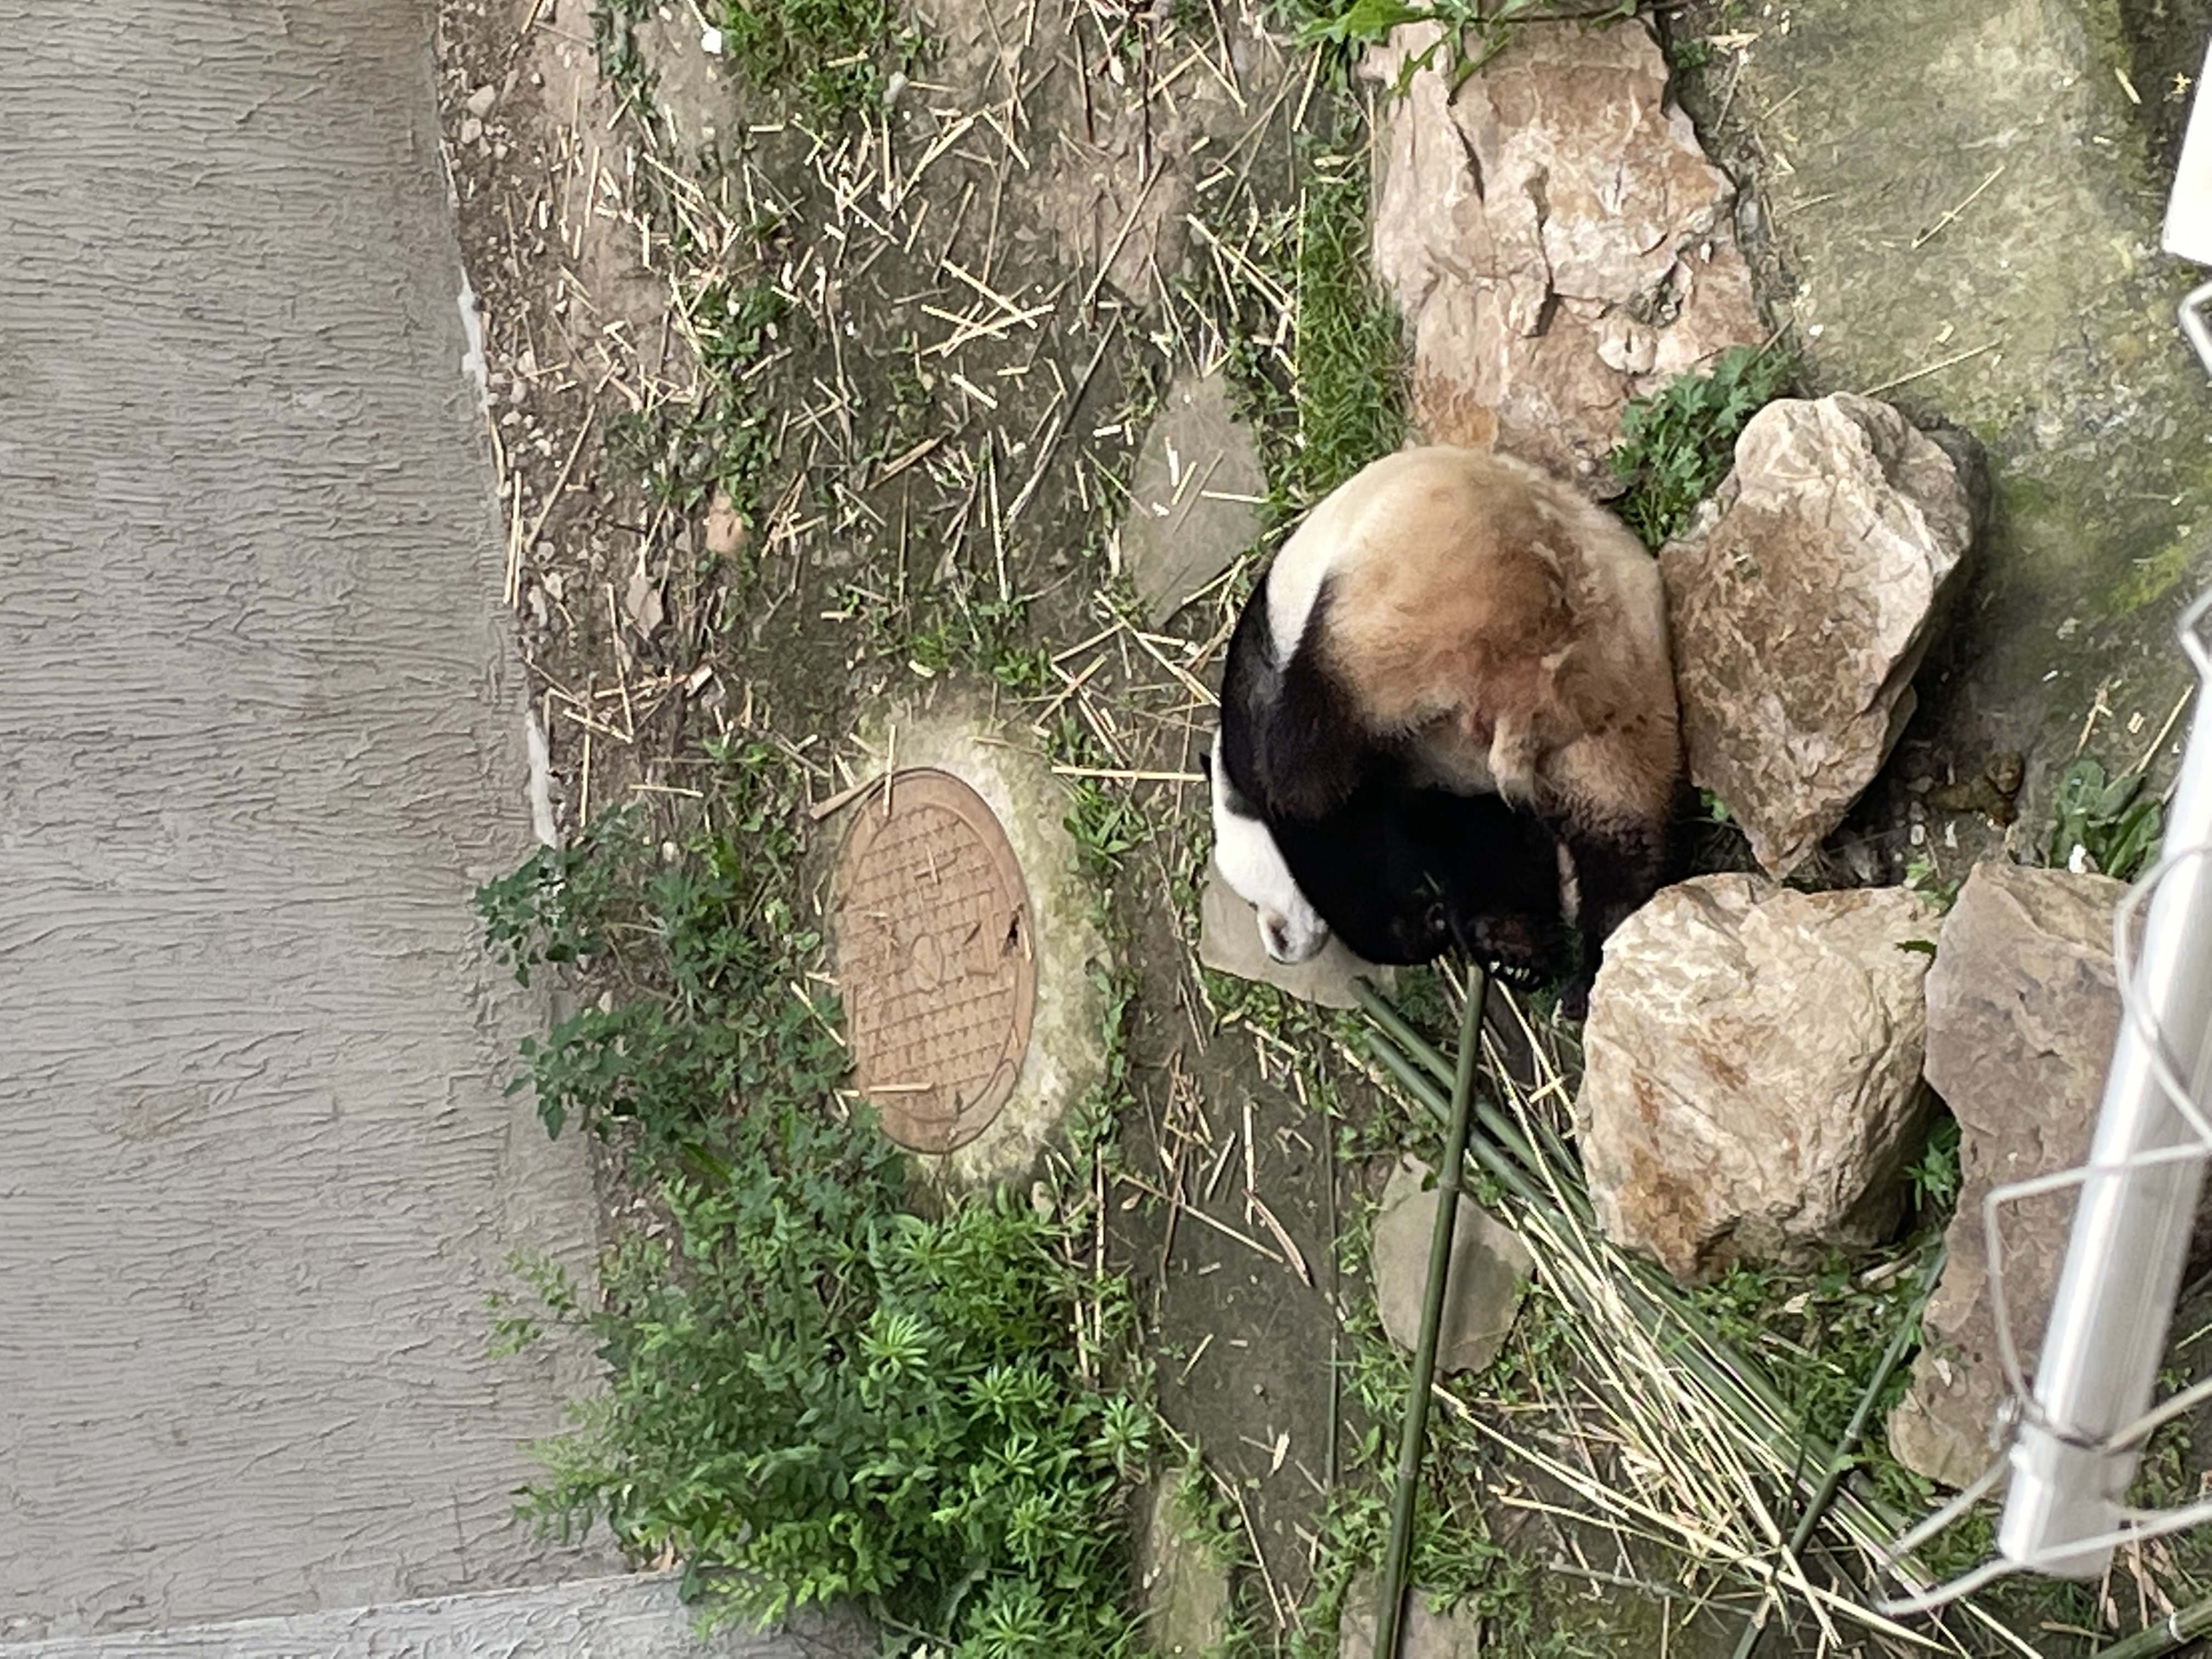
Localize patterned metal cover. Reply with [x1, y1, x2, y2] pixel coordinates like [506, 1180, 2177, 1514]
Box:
[832, 769, 1036, 1152]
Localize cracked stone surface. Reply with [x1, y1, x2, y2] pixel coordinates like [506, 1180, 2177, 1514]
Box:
[1367, 15, 1762, 491]
[1370, 1155, 1533, 1378]
[1661, 394, 1979, 877]
[1577, 875, 1941, 1280]
[1198, 866, 1390, 1009]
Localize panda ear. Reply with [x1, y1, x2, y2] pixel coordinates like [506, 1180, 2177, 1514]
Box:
[1257, 648, 1368, 820]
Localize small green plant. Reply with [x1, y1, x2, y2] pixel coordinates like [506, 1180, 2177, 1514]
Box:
[1050, 715, 1157, 882]
[1287, 0, 1635, 88]
[599, 278, 803, 532]
[1901, 848, 1965, 913]
[1905, 1111, 1962, 1218]
[589, 0, 658, 119]
[2045, 755, 2163, 881]
[1666, 32, 1715, 70]
[517, 1154, 1153, 1647]
[1610, 345, 1793, 549]
[474, 770, 837, 1149]
[707, 0, 921, 121]
[1170, 1454, 1248, 1571]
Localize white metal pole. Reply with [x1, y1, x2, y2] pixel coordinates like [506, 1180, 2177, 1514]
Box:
[1997, 592, 2212, 1576]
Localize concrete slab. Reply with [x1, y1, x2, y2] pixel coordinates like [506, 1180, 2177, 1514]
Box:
[1370, 1156, 1532, 1376]
[1335, 1575, 1482, 1659]
[1135, 1485, 1233, 1658]
[0, 0, 610, 1638]
[1120, 372, 1268, 626]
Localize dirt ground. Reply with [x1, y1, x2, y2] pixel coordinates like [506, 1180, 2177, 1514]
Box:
[425, 0, 2212, 1651]
[430, 0, 1388, 1635]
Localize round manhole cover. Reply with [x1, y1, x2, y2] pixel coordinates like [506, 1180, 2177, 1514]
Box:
[832, 768, 1037, 1153]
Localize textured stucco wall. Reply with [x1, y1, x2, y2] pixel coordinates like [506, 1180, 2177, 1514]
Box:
[0, 0, 613, 1637]
[0, 1577, 849, 1659]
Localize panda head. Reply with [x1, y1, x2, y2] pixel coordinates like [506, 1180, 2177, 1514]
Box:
[1205, 730, 1330, 965]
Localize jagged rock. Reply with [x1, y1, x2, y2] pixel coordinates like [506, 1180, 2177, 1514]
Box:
[1338, 1573, 1483, 1659]
[1370, 1155, 1532, 1376]
[1197, 867, 1389, 1009]
[1661, 394, 1977, 878]
[1367, 18, 1762, 489]
[1577, 874, 1941, 1282]
[1888, 863, 2125, 1489]
[1120, 371, 1267, 625]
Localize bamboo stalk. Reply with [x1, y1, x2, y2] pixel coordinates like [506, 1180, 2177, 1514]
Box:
[2094, 1594, 2212, 1658]
[1374, 970, 1487, 1659]
[1731, 1241, 1948, 1658]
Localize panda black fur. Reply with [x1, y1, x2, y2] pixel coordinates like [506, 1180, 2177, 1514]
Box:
[1211, 444, 1683, 998]
[1212, 635, 1570, 982]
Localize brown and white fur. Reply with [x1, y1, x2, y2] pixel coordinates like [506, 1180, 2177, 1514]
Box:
[1215, 444, 1682, 996]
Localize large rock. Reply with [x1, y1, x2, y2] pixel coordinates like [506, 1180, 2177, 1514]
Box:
[1370, 1155, 1533, 1376]
[1888, 863, 2125, 1489]
[1367, 18, 1761, 489]
[1577, 874, 1941, 1281]
[1661, 394, 1977, 877]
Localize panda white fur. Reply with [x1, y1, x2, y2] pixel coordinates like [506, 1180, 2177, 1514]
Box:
[1208, 729, 1330, 964]
[1210, 444, 1682, 1000]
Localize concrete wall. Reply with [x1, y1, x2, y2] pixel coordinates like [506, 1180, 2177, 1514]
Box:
[0, 0, 613, 1637]
[1, 1578, 846, 1659]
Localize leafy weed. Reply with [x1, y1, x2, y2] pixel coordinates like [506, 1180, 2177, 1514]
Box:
[1610, 345, 1792, 549]
[2045, 755, 2163, 881]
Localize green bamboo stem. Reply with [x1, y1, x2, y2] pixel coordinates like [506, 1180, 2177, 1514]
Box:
[1352, 983, 1561, 1210]
[1373, 970, 1488, 1659]
[1354, 988, 2023, 1654]
[2094, 1595, 2212, 1658]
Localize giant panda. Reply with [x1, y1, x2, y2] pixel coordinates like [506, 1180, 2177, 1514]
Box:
[1210, 444, 1682, 1003]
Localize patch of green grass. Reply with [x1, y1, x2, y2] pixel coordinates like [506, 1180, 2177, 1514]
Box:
[1286, 159, 1409, 504]
[1062, 774, 1158, 885]
[589, 0, 658, 120]
[2045, 754, 2163, 881]
[1184, 140, 1408, 522]
[1610, 344, 1793, 549]
[1689, 1251, 1934, 1457]
[478, 741, 1155, 1650]
[1283, 0, 1635, 89]
[707, 0, 921, 122]
[597, 278, 798, 548]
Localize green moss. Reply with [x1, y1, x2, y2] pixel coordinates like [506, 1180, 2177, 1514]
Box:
[2109, 532, 2202, 613]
